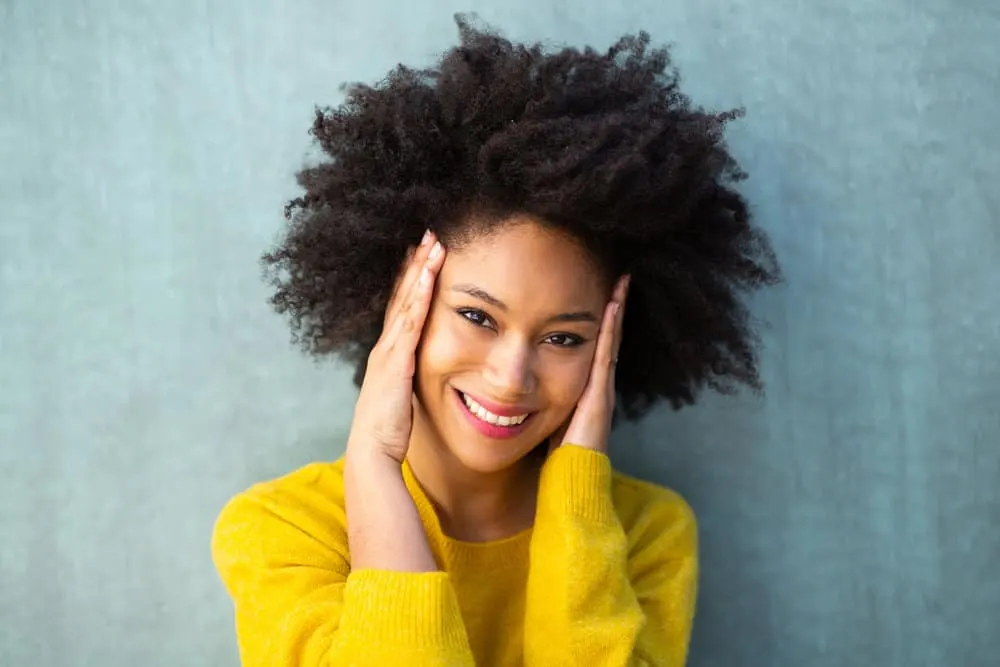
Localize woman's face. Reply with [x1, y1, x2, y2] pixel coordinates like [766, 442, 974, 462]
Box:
[414, 217, 609, 473]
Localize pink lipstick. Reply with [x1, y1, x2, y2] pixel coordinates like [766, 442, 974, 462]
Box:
[453, 389, 534, 440]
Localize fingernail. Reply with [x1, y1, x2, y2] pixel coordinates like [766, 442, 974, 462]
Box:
[421, 229, 432, 246]
[613, 302, 621, 316]
[428, 241, 442, 260]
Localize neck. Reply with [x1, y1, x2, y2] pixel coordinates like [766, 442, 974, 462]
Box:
[406, 406, 542, 543]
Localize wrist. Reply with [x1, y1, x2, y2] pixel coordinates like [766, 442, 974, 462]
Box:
[344, 447, 408, 512]
[344, 450, 437, 573]
[539, 445, 617, 525]
[346, 446, 405, 478]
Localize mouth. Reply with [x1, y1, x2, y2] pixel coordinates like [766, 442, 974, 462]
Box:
[453, 389, 535, 440]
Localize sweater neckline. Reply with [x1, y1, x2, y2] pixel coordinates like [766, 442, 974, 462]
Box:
[401, 459, 532, 570]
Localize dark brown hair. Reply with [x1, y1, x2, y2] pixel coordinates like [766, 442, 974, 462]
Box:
[263, 15, 780, 418]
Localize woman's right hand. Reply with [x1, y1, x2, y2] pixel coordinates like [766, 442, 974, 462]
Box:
[346, 230, 446, 466]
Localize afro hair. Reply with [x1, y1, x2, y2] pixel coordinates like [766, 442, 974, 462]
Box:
[262, 14, 781, 419]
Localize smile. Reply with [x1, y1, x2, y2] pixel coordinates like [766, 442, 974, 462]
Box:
[461, 393, 529, 426]
[454, 390, 534, 439]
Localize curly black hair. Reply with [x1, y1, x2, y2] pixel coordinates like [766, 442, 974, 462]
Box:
[262, 14, 780, 419]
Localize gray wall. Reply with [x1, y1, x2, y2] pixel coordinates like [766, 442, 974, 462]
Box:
[2, 1, 998, 665]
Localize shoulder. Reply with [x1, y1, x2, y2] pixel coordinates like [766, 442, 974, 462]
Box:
[211, 459, 351, 584]
[610, 468, 697, 553]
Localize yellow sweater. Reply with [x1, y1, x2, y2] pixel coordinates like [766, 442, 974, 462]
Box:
[212, 445, 698, 666]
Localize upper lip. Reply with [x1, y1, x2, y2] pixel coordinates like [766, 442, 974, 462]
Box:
[457, 389, 535, 417]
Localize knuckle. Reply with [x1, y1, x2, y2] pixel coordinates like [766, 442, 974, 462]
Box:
[364, 350, 382, 372]
[369, 339, 391, 362]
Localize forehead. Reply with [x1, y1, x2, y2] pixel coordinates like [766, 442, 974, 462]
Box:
[440, 220, 607, 310]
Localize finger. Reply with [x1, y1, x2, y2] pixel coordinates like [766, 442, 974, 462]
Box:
[383, 247, 443, 373]
[384, 245, 417, 324]
[387, 230, 434, 317]
[609, 275, 630, 366]
[382, 240, 446, 369]
[577, 298, 618, 401]
[586, 275, 629, 391]
[385, 230, 435, 325]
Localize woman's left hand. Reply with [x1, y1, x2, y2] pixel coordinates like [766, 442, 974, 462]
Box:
[550, 275, 630, 455]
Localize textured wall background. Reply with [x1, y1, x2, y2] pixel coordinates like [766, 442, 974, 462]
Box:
[2, 1, 998, 665]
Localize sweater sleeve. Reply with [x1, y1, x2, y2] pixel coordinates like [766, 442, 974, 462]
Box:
[523, 445, 698, 666]
[211, 488, 476, 667]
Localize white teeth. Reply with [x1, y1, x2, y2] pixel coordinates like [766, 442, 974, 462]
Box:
[461, 393, 528, 427]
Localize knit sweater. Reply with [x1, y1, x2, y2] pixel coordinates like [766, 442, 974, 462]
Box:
[212, 444, 698, 666]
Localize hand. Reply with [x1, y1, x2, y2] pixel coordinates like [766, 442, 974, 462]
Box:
[346, 230, 446, 465]
[549, 275, 630, 455]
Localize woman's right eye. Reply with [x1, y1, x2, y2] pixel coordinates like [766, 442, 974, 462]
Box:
[457, 308, 495, 330]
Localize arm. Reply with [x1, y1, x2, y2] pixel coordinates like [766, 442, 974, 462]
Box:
[341, 452, 476, 662]
[523, 445, 698, 666]
[211, 232, 475, 666]
[211, 464, 475, 667]
[344, 450, 438, 572]
[522, 276, 697, 664]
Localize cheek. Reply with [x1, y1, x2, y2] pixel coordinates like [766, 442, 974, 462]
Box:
[416, 308, 480, 382]
[539, 354, 593, 411]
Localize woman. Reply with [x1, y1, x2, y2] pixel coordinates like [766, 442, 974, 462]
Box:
[212, 16, 779, 667]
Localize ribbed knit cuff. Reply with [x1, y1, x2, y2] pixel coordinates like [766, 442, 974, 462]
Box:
[539, 445, 618, 525]
[340, 569, 469, 650]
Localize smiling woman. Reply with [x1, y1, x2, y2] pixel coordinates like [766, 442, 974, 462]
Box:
[211, 14, 779, 667]
[413, 220, 609, 486]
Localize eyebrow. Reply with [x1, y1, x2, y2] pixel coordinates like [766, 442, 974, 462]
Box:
[450, 284, 599, 324]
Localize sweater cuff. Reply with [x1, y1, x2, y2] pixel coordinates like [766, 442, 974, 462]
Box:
[539, 444, 618, 525]
[340, 569, 469, 650]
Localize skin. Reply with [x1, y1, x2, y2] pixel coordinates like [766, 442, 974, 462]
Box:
[344, 217, 629, 570]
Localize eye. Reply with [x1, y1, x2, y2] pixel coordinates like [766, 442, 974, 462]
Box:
[544, 333, 585, 348]
[457, 308, 496, 330]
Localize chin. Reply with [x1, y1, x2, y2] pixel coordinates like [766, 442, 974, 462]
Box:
[445, 442, 530, 475]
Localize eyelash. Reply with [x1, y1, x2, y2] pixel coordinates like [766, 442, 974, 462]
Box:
[456, 308, 585, 348]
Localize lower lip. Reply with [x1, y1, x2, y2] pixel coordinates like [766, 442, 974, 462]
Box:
[453, 390, 533, 440]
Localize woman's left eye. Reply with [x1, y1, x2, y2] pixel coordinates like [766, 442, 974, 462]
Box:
[544, 333, 584, 347]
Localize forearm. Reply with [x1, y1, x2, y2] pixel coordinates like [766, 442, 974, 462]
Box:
[215, 460, 476, 666]
[341, 452, 475, 664]
[525, 446, 644, 665]
[344, 450, 438, 572]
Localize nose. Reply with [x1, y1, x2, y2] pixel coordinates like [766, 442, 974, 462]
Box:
[482, 336, 536, 399]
